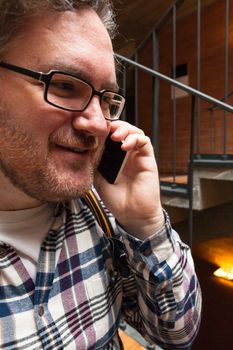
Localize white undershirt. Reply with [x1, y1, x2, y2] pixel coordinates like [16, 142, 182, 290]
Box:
[0, 203, 58, 281]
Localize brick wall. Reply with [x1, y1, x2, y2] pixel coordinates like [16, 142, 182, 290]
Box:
[135, 0, 233, 174]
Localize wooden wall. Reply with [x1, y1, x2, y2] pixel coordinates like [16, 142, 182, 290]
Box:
[135, 0, 233, 174]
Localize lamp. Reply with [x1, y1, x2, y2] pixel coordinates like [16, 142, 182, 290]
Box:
[213, 267, 233, 281]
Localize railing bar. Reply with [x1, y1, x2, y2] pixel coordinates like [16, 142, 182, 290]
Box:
[134, 0, 186, 54]
[115, 53, 233, 114]
[188, 95, 196, 248]
[172, 4, 177, 183]
[152, 30, 159, 157]
[210, 109, 215, 153]
[196, 0, 201, 154]
[134, 53, 139, 126]
[224, 0, 229, 154]
[155, 0, 186, 32]
[208, 89, 233, 111]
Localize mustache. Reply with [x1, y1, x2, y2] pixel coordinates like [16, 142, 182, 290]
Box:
[50, 130, 99, 149]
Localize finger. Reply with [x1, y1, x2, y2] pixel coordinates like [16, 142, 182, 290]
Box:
[121, 134, 151, 152]
[110, 126, 144, 143]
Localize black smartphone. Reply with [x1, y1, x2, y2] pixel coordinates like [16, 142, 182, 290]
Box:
[98, 134, 127, 184]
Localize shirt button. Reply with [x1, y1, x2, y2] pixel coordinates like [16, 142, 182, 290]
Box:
[143, 247, 152, 257]
[38, 305, 45, 317]
[0, 247, 7, 259]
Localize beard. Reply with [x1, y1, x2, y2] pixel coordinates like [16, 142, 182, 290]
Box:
[0, 111, 103, 203]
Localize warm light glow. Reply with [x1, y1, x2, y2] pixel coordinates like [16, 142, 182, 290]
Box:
[213, 267, 233, 281]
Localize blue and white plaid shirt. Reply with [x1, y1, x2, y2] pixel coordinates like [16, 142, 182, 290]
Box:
[0, 197, 201, 349]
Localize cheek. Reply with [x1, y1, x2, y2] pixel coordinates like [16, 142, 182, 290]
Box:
[17, 104, 69, 142]
[1, 80, 65, 134]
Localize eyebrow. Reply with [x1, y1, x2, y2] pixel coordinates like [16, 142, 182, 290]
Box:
[40, 63, 119, 92]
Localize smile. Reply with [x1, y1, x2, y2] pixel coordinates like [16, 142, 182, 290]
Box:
[65, 147, 88, 153]
[56, 144, 90, 154]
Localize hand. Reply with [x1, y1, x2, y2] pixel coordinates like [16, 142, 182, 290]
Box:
[94, 121, 164, 240]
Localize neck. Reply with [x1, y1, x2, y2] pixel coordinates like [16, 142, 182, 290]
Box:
[0, 172, 42, 211]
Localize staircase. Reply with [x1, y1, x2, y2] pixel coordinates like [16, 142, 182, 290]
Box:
[115, 0, 233, 245]
[113, 3, 233, 349]
[161, 155, 233, 210]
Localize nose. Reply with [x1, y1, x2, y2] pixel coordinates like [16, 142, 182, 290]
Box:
[71, 96, 109, 136]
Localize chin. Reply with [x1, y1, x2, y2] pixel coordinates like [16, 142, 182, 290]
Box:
[19, 165, 95, 203]
[44, 173, 94, 202]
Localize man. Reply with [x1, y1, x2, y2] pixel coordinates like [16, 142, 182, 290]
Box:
[0, 1, 201, 349]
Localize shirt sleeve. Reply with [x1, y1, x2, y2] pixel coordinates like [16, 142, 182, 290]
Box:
[116, 210, 202, 350]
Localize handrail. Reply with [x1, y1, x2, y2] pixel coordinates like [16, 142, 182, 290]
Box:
[115, 53, 233, 115]
[207, 90, 233, 111]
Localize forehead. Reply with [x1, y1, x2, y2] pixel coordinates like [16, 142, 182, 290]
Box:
[5, 8, 116, 86]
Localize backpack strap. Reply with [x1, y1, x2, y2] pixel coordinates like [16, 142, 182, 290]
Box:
[83, 189, 114, 238]
[83, 189, 131, 278]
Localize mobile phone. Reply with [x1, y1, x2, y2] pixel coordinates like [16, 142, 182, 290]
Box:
[98, 134, 128, 184]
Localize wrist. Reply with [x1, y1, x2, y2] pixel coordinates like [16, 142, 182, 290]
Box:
[118, 208, 165, 240]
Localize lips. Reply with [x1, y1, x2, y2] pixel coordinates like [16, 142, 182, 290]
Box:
[55, 144, 90, 154]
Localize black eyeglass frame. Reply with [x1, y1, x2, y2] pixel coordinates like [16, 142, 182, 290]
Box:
[0, 61, 125, 120]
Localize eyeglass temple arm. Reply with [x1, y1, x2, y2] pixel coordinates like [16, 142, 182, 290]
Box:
[0, 61, 42, 81]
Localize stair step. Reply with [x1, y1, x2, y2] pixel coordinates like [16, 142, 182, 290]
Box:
[160, 182, 189, 198]
[193, 154, 233, 167]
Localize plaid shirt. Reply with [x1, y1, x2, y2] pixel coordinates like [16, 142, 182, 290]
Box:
[0, 198, 201, 350]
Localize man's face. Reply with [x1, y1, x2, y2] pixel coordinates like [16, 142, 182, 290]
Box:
[0, 8, 116, 204]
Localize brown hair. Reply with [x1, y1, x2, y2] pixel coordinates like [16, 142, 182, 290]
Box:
[0, 0, 117, 56]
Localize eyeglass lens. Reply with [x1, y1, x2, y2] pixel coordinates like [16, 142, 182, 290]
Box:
[47, 73, 124, 119]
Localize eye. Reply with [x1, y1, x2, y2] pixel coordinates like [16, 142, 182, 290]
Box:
[50, 81, 76, 92]
[48, 77, 81, 99]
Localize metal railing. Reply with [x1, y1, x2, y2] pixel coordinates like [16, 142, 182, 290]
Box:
[115, 53, 233, 246]
[118, 0, 232, 173]
[115, 0, 233, 246]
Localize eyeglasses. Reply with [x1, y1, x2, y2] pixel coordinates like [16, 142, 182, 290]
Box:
[0, 61, 125, 121]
